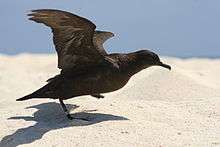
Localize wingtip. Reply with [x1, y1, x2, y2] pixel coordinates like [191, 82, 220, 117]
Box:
[27, 13, 33, 16]
[27, 9, 46, 16]
[27, 10, 37, 19]
[28, 17, 34, 21]
[31, 9, 44, 13]
[30, 9, 61, 13]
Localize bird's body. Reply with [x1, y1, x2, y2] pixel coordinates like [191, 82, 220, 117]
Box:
[31, 62, 127, 99]
[19, 53, 146, 100]
[17, 9, 171, 120]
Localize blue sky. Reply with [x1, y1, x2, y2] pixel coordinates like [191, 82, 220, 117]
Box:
[0, 0, 220, 57]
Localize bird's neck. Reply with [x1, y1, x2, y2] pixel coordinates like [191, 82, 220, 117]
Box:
[120, 54, 147, 77]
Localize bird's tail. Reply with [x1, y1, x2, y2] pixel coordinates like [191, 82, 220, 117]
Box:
[16, 94, 34, 101]
[16, 82, 53, 101]
[16, 75, 61, 101]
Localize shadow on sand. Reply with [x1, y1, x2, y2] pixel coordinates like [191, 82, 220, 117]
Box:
[0, 102, 128, 147]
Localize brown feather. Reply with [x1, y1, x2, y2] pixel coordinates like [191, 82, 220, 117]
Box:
[28, 9, 104, 70]
[93, 31, 114, 55]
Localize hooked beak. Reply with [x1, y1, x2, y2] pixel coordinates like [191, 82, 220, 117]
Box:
[158, 62, 171, 70]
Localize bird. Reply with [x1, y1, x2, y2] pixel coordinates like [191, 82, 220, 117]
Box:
[17, 9, 171, 120]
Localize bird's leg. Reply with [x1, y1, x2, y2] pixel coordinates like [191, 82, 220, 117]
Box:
[59, 98, 73, 120]
[59, 98, 89, 121]
[91, 94, 105, 99]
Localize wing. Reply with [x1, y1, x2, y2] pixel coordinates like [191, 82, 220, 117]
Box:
[28, 9, 104, 70]
[93, 31, 114, 55]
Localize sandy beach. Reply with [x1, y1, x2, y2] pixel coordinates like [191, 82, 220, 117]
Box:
[0, 54, 220, 147]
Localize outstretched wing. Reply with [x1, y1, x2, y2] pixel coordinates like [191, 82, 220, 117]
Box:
[28, 9, 104, 70]
[93, 31, 114, 55]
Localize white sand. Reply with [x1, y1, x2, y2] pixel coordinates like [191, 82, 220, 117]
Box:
[0, 54, 220, 147]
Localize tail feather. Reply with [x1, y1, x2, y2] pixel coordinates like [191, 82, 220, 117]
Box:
[16, 85, 49, 101]
[16, 78, 59, 101]
[16, 94, 34, 101]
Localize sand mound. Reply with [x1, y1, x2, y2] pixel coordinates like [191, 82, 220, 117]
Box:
[0, 54, 220, 147]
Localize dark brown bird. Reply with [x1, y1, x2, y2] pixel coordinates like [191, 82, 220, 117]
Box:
[17, 9, 171, 120]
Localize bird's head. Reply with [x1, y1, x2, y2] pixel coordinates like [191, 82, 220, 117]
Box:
[133, 50, 171, 70]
